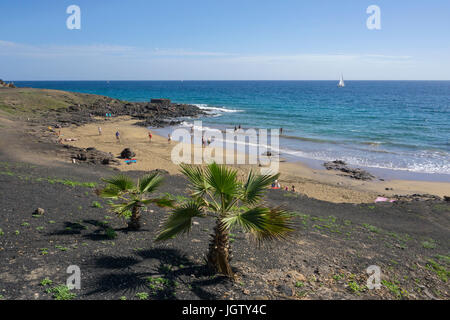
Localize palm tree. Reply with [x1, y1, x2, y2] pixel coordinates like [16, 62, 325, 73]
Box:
[156, 163, 293, 278]
[98, 173, 173, 230]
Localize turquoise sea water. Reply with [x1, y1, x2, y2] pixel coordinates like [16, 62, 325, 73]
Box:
[15, 81, 450, 178]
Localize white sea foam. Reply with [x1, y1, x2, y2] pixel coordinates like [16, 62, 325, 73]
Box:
[179, 121, 222, 134]
[194, 104, 243, 114]
[281, 149, 450, 174]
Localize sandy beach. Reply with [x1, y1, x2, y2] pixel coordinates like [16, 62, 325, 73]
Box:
[60, 116, 450, 204]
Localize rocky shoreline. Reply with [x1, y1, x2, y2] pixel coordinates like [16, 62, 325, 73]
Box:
[41, 96, 205, 128]
[323, 160, 376, 181]
[0, 79, 16, 88]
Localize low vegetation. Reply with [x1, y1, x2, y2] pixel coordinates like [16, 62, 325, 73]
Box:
[381, 280, 408, 299]
[0, 87, 109, 116]
[45, 285, 77, 300]
[426, 259, 449, 282]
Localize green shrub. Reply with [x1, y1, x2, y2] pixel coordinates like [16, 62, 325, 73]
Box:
[46, 285, 76, 300]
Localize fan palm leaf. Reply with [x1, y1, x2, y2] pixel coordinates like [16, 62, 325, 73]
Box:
[103, 175, 135, 192]
[179, 164, 211, 197]
[110, 201, 138, 215]
[156, 200, 204, 241]
[138, 173, 163, 194]
[222, 207, 293, 241]
[242, 171, 280, 205]
[205, 162, 239, 197]
[98, 185, 122, 199]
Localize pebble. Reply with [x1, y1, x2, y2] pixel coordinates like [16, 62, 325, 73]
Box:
[33, 208, 45, 215]
[276, 284, 294, 296]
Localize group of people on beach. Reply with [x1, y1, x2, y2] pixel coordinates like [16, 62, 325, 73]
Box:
[97, 126, 155, 144]
[51, 125, 79, 144]
[60, 123, 297, 194]
[60, 121, 284, 147]
[95, 124, 157, 145]
[201, 136, 212, 148]
[188, 126, 212, 148]
[271, 179, 296, 192]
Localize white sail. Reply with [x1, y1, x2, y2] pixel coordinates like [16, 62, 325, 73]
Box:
[338, 74, 345, 87]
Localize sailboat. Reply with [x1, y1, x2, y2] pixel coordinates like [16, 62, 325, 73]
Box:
[337, 74, 345, 87]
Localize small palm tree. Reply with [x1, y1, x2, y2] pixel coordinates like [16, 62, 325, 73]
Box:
[156, 163, 293, 278]
[98, 173, 173, 230]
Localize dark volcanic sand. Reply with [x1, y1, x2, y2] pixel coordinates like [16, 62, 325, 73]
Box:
[0, 147, 449, 300]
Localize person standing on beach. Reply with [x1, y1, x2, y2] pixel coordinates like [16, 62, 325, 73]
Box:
[115, 130, 120, 142]
[148, 131, 152, 142]
[190, 126, 194, 144]
[98, 126, 102, 135]
[201, 136, 206, 148]
[168, 133, 172, 144]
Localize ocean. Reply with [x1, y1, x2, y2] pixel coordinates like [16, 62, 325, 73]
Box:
[15, 81, 450, 180]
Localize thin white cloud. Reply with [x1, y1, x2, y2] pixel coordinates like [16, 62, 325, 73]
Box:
[3, 40, 443, 80]
[364, 54, 413, 60]
[0, 40, 234, 59]
[152, 48, 236, 57]
[0, 40, 413, 62]
[0, 40, 17, 47]
[0, 41, 135, 58]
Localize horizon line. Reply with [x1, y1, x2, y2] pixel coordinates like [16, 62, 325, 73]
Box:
[8, 79, 450, 82]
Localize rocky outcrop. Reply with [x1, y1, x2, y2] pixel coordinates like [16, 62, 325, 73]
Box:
[150, 98, 171, 105]
[119, 148, 136, 159]
[323, 160, 375, 181]
[392, 194, 443, 202]
[64, 145, 120, 165]
[44, 98, 204, 128]
[0, 79, 16, 88]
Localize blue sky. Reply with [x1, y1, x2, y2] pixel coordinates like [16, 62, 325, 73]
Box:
[1, 0, 449, 80]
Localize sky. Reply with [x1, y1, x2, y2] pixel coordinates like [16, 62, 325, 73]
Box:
[0, 0, 449, 80]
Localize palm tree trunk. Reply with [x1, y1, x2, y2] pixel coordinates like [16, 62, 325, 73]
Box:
[128, 206, 141, 230]
[207, 220, 234, 278]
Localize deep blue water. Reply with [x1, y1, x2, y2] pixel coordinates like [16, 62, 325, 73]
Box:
[15, 81, 450, 176]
